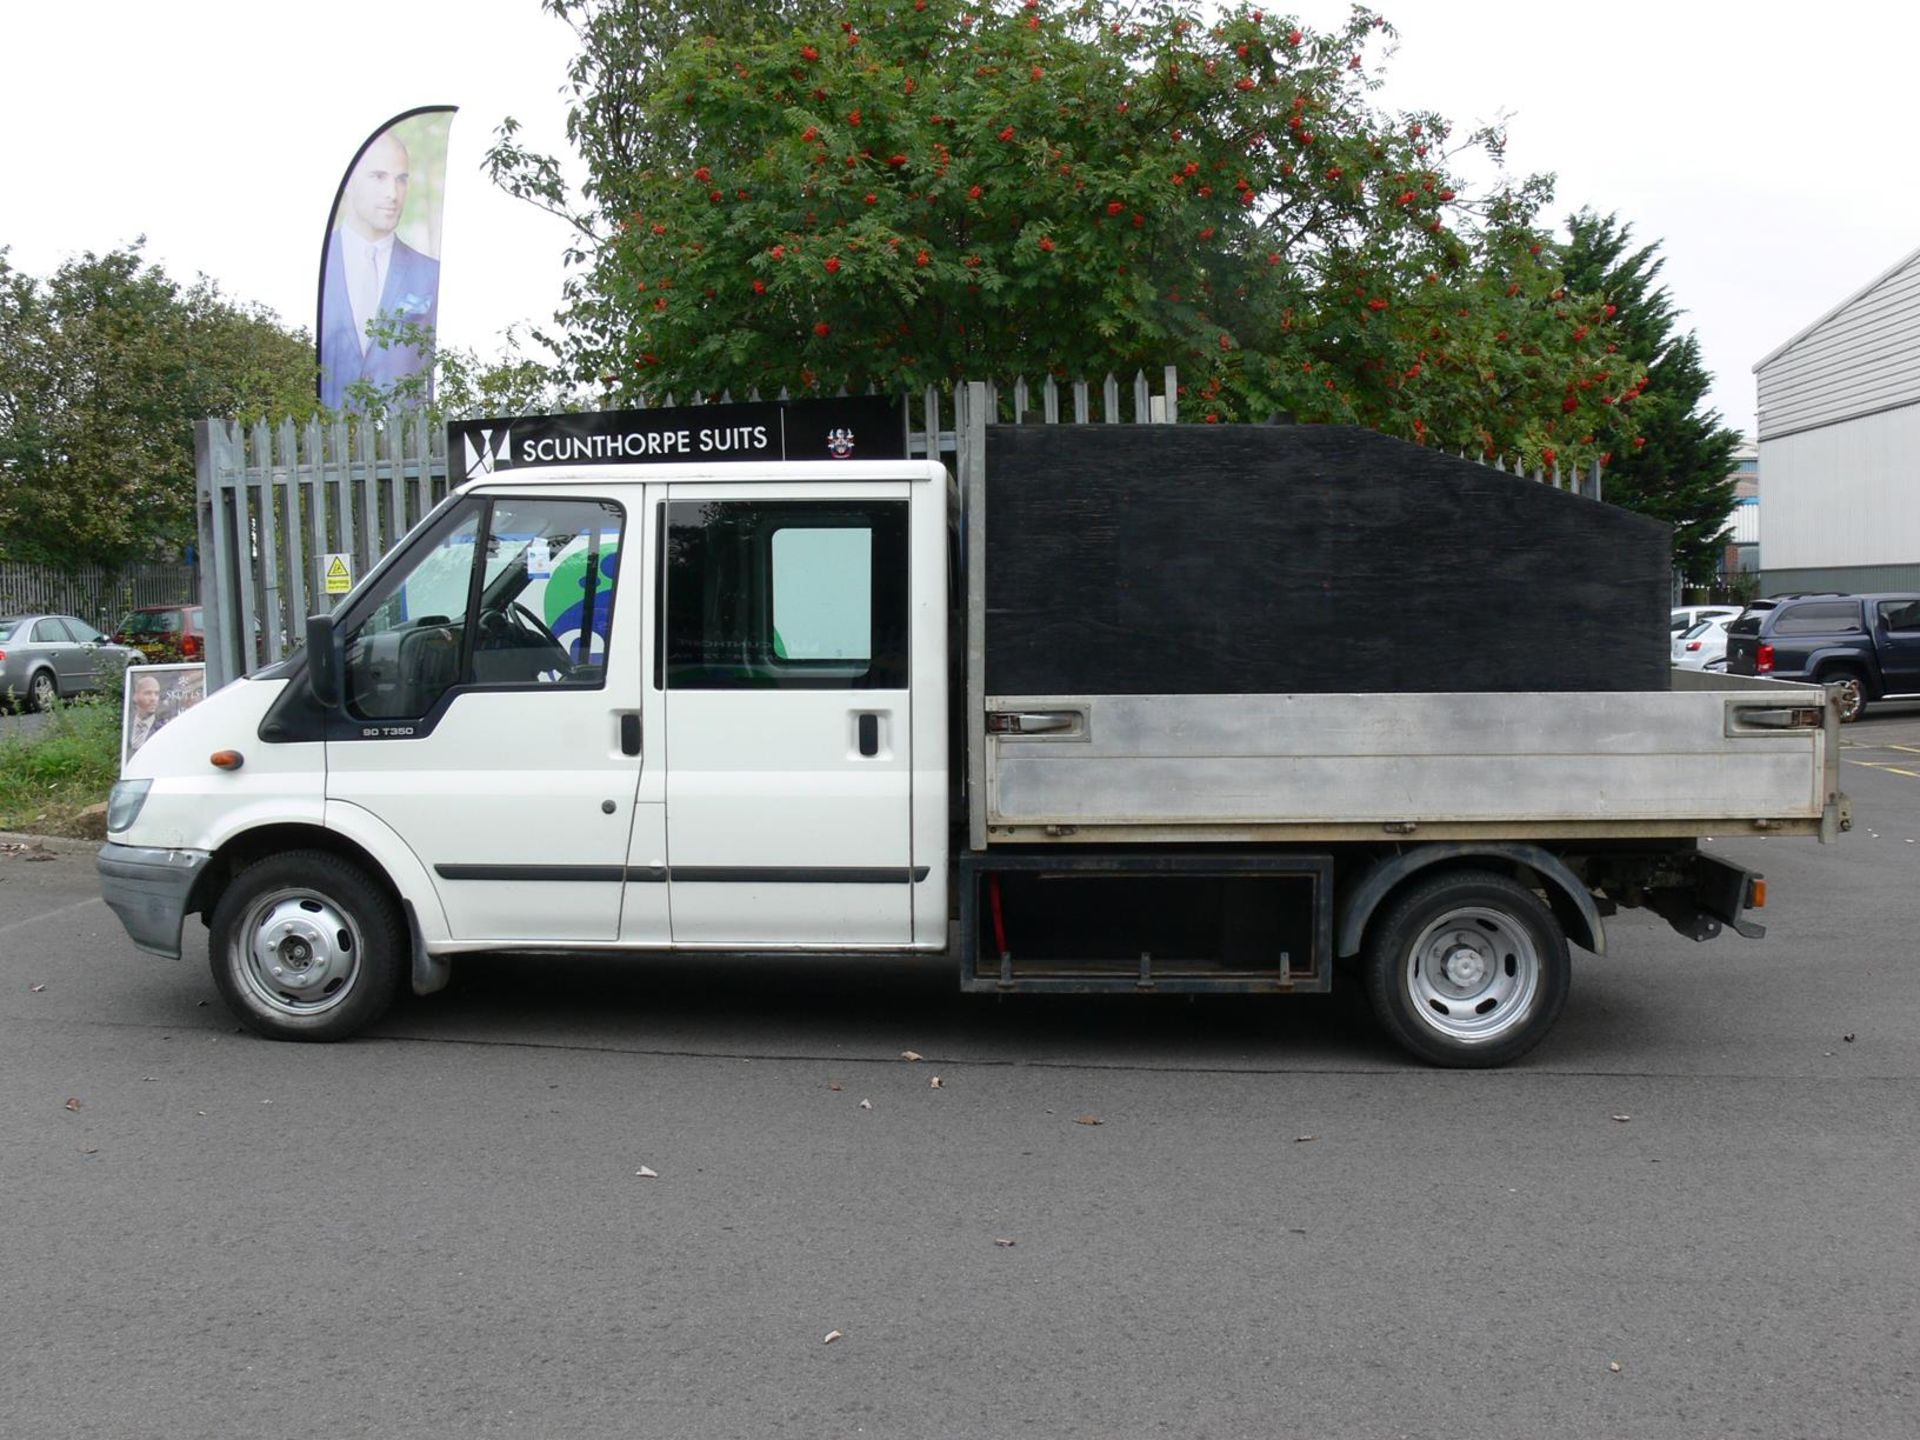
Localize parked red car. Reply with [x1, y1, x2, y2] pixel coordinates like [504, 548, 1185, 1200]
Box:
[113, 604, 204, 662]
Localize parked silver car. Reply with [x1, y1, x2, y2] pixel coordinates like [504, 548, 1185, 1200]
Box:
[0, 614, 143, 711]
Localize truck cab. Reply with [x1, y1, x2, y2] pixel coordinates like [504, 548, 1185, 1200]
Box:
[100, 457, 952, 1038]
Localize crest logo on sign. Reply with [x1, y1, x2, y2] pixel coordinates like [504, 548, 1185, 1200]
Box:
[462, 426, 513, 480]
[826, 427, 856, 459]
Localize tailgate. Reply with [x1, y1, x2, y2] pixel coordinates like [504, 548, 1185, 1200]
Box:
[1724, 618, 1763, 675]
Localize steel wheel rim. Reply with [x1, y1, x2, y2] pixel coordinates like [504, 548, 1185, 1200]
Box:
[1404, 904, 1541, 1044]
[30, 672, 56, 709]
[232, 887, 363, 1017]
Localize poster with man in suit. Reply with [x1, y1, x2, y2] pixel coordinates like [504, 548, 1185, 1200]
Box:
[317, 106, 456, 411]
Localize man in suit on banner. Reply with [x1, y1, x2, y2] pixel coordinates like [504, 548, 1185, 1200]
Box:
[320, 130, 439, 409]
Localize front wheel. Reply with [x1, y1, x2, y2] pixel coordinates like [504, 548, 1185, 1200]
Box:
[1364, 870, 1571, 1068]
[208, 851, 406, 1041]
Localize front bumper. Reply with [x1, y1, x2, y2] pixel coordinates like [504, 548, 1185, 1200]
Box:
[97, 843, 213, 959]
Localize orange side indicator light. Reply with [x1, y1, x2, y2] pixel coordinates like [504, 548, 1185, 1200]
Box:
[1750, 879, 1767, 910]
[210, 750, 245, 771]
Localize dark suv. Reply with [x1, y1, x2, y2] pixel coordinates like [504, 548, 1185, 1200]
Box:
[1724, 593, 1920, 721]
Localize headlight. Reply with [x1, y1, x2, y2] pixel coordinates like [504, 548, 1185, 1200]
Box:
[106, 779, 152, 833]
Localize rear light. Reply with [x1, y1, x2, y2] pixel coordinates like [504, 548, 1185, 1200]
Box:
[1756, 642, 1775, 675]
[1686, 641, 1702, 651]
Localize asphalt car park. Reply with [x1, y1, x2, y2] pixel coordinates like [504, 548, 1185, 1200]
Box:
[3, 714, 1917, 1438]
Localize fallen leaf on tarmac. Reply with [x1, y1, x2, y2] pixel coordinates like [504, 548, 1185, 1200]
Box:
[64, 1098, 81, 1111]
[1844, 1033, 1856, 1043]
[993, 1237, 1016, 1247]
[824, 1330, 844, 1345]
[79, 1147, 98, 1156]
[901, 1050, 923, 1062]
[930, 1076, 943, 1089]
[1612, 1114, 1631, 1122]
[30, 984, 45, 993]
[1294, 1135, 1317, 1143]
[635, 1166, 659, 1178]
[828, 1081, 843, 1092]
[858, 1099, 873, 1110]
[1609, 1361, 1622, 1374]
[1074, 1115, 1102, 1126]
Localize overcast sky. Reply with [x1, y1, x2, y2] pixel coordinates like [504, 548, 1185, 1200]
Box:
[8, 0, 1918, 438]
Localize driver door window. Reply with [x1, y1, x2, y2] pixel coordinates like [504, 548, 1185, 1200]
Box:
[342, 496, 625, 721]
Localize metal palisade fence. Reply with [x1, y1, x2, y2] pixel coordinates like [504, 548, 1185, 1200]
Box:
[0, 560, 197, 632]
[193, 412, 448, 689]
[193, 366, 1603, 689]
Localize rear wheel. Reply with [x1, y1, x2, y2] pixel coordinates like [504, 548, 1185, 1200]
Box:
[27, 669, 59, 712]
[208, 850, 406, 1041]
[1820, 666, 1868, 723]
[1364, 870, 1570, 1068]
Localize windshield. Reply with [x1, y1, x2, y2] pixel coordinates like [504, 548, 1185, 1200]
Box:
[0, 617, 22, 641]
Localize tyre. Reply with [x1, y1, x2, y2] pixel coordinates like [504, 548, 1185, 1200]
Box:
[1363, 869, 1571, 1068]
[27, 669, 59, 713]
[1820, 667, 1868, 723]
[208, 850, 406, 1041]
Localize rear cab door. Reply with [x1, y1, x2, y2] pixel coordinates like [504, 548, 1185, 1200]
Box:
[658, 463, 947, 947]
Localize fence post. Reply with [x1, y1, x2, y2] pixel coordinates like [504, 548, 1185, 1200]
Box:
[279, 417, 306, 656]
[192, 420, 223, 683]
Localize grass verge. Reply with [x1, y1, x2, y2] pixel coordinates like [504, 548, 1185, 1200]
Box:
[0, 699, 122, 836]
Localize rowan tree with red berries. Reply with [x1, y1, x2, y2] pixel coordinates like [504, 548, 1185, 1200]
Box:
[490, 0, 1643, 466]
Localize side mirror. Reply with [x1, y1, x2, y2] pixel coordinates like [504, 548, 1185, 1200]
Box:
[306, 613, 341, 708]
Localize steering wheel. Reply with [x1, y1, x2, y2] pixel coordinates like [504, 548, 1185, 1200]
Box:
[477, 602, 573, 680]
[509, 601, 561, 649]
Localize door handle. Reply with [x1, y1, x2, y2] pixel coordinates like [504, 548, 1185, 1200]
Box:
[857, 713, 879, 757]
[619, 713, 642, 756]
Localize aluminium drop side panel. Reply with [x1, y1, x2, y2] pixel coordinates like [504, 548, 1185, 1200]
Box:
[984, 685, 1835, 842]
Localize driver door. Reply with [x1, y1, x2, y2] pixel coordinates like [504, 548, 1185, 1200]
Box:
[323, 491, 649, 942]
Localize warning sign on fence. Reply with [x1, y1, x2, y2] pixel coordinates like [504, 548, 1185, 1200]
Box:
[322, 553, 354, 595]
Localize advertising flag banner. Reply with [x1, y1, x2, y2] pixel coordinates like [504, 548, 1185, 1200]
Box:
[317, 106, 456, 412]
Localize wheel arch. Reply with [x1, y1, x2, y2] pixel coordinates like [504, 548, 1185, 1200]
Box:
[189, 823, 392, 927]
[1338, 843, 1604, 959]
[188, 821, 449, 998]
[1808, 651, 1875, 692]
